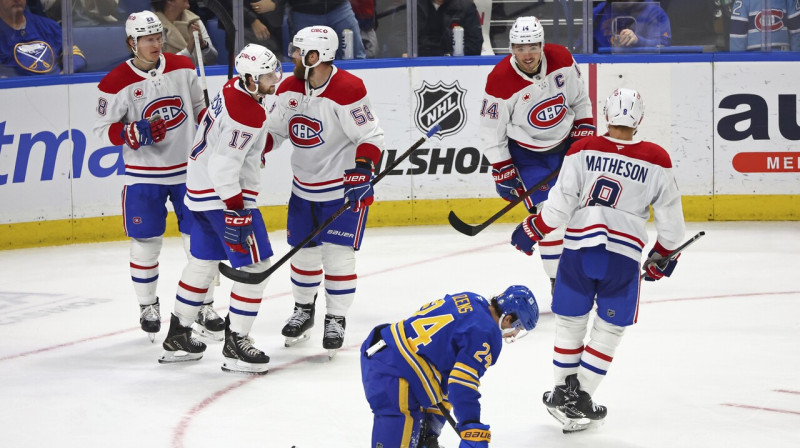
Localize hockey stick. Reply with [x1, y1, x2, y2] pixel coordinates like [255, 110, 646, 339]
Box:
[191, 26, 210, 107]
[448, 168, 561, 236]
[640, 231, 706, 279]
[200, 0, 235, 79]
[217, 125, 443, 284]
[436, 402, 458, 431]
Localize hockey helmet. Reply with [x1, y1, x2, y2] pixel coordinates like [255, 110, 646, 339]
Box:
[509, 16, 544, 50]
[289, 26, 339, 68]
[494, 285, 539, 342]
[604, 88, 645, 129]
[125, 11, 163, 40]
[235, 44, 282, 88]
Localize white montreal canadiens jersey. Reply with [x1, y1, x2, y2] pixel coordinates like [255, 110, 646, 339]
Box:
[480, 45, 592, 163]
[540, 135, 685, 260]
[267, 66, 385, 202]
[94, 53, 204, 186]
[185, 78, 268, 211]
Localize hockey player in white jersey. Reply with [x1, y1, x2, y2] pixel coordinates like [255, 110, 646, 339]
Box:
[511, 88, 686, 432]
[158, 44, 282, 375]
[94, 11, 224, 342]
[480, 16, 595, 294]
[264, 26, 385, 357]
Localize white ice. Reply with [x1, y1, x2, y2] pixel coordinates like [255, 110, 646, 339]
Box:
[1, 221, 799, 447]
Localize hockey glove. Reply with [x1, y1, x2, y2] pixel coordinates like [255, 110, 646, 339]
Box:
[343, 161, 374, 212]
[223, 209, 255, 254]
[511, 214, 547, 256]
[569, 118, 596, 141]
[121, 116, 167, 150]
[643, 241, 680, 281]
[458, 422, 491, 448]
[491, 159, 524, 201]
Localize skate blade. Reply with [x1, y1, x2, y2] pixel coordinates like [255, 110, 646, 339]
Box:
[562, 418, 603, 434]
[158, 350, 203, 364]
[192, 324, 224, 342]
[221, 357, 269, 375]
[284, 333, 310, 347]
[147, 332, 156, 343]
[327, 349, 338, 360]
[547, 407, 569, 425]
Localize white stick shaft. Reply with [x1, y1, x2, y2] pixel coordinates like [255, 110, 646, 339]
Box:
[193, 30, 208, 91]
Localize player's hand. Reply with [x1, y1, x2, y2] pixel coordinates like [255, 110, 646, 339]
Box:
[121, 116, 166, 150]
[343, 162, 374, 212]
[223, 209, 255, 254]
[491, 159, 524, 202]
[569, 118, 595, 141]
[643, 241, 679, 281]
[511, 214, 546, 256]
[458, 422, 490, 448]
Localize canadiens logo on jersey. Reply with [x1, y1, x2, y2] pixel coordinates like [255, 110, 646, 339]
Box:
[413, 80, 467, 138]
[13, 41, 56, 74]
[755, 9, 784, 31]
[143, 96, 187, 130]
[528, 93, 568, 129]
[289, 115, 325, 148]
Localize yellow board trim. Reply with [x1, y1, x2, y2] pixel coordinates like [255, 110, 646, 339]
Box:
[2, 196, 798, 250]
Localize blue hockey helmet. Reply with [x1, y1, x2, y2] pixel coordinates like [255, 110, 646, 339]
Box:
[494, 285, 539, 341]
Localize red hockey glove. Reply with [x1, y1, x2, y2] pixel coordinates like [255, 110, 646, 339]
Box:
[569, 118, 595, 141]
[643, 241, 680, 281]
[121, 116, 166, 149]
[343, 161, 375, 212]
[491, 159, 524, 202]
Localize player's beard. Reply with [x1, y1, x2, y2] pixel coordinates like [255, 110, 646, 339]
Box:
[293, 60, 311, 80]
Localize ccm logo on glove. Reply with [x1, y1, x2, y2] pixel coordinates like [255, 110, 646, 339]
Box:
[225, 215, 252, 226]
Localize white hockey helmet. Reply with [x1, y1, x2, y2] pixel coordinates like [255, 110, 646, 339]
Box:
[509, 16, 545, 49]
[290, 26, 339, 68]
[125, 11, 163, 40]
[604, 88, 645, 129]
[235, 44, 282, 91]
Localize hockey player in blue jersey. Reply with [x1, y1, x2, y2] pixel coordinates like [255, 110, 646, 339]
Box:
[729, 0, 800, 51]
[511, 88, 686, 433]
[360, 285, 539, 448]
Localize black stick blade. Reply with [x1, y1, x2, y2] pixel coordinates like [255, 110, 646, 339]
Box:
[448, 211, 482, 236]
[218, 262, 270, 285]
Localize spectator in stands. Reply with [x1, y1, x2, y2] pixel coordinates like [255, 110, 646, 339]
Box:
[662, 0, 729, 50]
[220, 0, 285, 60]
[350, 0, 376, 57]
[417, 0, 483, 56]
[28, 0, 121, 25]
[729, 0, 800, 51]
[152, 0, 218, 65]
[286, 0, 365, 59]
[0, 0, 87, 76]
[591, 0, 671, 51]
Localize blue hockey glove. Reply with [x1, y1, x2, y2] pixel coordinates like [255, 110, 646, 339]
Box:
[121, 116, 166, 150]
[511, 214, 547, 256]
[343, 162, 374, 212]
[643, 241, 680, 281]
[458, 422, 490, 448]
[223, 209, 254, 254]
[491, 159, 524, 201]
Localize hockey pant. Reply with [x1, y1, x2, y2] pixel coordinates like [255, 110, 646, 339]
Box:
[290, 243, 357, 316]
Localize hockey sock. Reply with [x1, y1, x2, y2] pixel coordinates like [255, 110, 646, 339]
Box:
[290, 246, 322, 305]
[553, 313, 591, 385]
[321, 243, 357, 316]
[174, 257, 217, 327]
[130, 237, 163, 304]
[229, 259, 271, 335]
[577, 316, 625, 396]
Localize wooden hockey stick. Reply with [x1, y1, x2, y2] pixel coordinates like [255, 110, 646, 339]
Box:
[640, 231, 706, 279]
[218, 125, 442, 284]
[448, 168, 561, 236]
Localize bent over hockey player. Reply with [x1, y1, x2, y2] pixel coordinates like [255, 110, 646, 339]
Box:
[361, 285, 539, 448]
[158, 44, 282, 375]
[480, 16, 595, 293]
[264, 25, 385, 357]
[94, 11, 223, 342]
[511, 88, 686, 432]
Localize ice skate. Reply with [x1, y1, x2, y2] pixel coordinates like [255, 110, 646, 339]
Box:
[542, 382, 570, 426]
[282, 299, 315, 347]
[193, 302, 225, 342]
[322, 314, 346, 359]
[549, 374, 607, 433]
[139, 298, 161, 343]
[159, 314, 206, 363]
[221, 317, 269, 375]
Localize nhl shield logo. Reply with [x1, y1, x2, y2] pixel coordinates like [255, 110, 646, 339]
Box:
[413, 81, 467, 139]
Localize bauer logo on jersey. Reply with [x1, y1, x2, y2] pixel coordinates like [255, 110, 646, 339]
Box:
[13, 41, 56, 74]
[413, 80, 467, 139]
[755, 10, 784, 31]
[143, 96, 187, 130]
[289, 115, 325, 148]
[528, 93, 568, 130]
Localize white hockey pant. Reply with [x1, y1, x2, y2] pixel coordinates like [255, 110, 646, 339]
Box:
[182, 233, 218, 305]
[229, 258, 272, 336]
[577, 316, 625, 396]
[130, 236, 162, 305]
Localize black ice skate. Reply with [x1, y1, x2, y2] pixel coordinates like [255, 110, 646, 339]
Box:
[193, 302, 225, 342]
[281, 298, 315, 347]
[139, 298, 161, 343]
[159, 314, 206, 363]
[322, 314, 346, 359]
[546, 374, 606, 433]
[221, 317, 269, 375]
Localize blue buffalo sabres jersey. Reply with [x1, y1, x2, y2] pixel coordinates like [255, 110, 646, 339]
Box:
[379, 292, 503, 426]
[0, 10, 85, 76]
[730, 0, 800, 51]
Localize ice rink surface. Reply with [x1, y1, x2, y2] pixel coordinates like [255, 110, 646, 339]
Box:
[1, 221, 799, 447]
